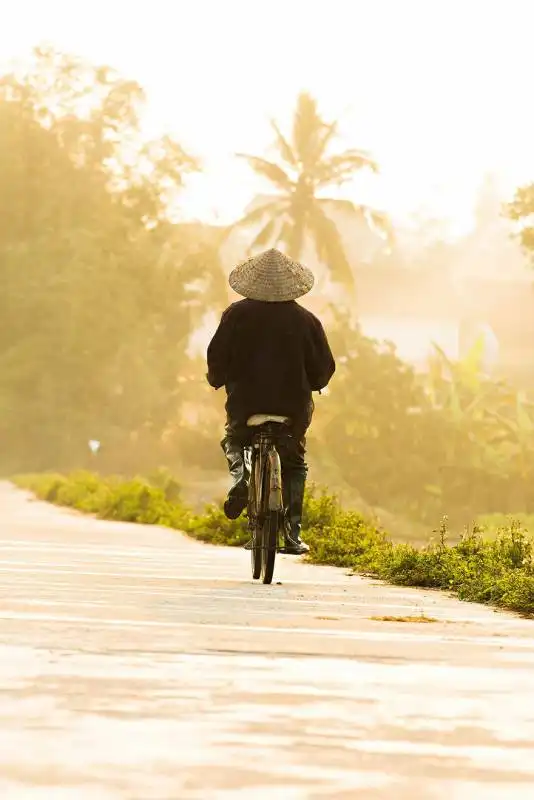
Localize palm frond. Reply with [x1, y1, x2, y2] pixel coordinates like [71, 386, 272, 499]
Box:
[231, 198, 287, 231]
[314, 122, 338, 162]
[315, 149, 378, 187]
[318, 197, 366, 218]
[270, 120, 296, 166]
[292, 93, 328, 168]
[319, 198, 393, 243]
[308, 203, 354, 288]
[364, 208, 394, 242]
[236, 154, 293, 191]
[342, 148, 378, 171]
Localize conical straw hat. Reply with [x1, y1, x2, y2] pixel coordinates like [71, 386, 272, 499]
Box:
[229, 248, 314, 302]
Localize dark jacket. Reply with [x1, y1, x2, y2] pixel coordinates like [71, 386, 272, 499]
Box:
[206, 298, 336, 421]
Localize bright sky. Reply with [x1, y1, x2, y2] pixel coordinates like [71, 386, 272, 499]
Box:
[2, 0, 534, 236]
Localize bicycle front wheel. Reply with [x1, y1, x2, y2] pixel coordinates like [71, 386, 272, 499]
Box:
[260, 509, 279, 584]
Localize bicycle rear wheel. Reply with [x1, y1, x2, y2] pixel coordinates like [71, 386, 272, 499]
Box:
[249, 452, 261, 580]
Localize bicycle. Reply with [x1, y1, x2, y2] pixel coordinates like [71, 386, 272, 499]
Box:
[244, 413, 292, 584]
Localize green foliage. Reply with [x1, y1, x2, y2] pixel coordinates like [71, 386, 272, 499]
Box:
[14, 470, 187, 527]
[311, 316, 534, 525]
[304, 500, 534, 616]
[15, 473, 68, 502]
[15, 472, 534, 616]
[306, 510, 390, 570]
[0, 47, 224, 475]
[507, 183, 534, 260]
[146, 467, 182, 502]
[97, 479, 175, 525]
[184, 505, 249, 546]
[301, 484, 341, 529]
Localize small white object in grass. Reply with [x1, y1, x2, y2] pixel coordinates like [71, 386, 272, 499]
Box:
[88, 440, 101, 454]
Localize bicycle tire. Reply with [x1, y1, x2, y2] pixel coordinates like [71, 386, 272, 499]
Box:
[260, 509, 279, 585]
[260, 447, 283, 584]
[249, 452, 261, 580]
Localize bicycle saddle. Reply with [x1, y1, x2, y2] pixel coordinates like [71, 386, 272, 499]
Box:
[247, 414, 291, 427]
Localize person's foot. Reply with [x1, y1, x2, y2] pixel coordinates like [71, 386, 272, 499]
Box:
[283, 535, 310, 555]
[223, 488, 247, 520]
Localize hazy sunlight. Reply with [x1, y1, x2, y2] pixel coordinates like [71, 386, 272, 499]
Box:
[2, 0, 534, 234]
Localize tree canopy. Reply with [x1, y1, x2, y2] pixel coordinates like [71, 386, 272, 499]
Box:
[233, 92, 389, 289]
[0, 47, 220, 472]
[507, 183, 534, 259]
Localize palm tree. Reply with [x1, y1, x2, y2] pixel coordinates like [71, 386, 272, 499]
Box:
[233, 93, 388, 288]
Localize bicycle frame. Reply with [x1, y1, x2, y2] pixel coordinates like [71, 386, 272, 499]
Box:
[245, 424, 287, 547]
[244, 426, 284, 511]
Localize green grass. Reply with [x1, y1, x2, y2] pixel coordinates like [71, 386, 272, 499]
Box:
[13, 471, 534, 617]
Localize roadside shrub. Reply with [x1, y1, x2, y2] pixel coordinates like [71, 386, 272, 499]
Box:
[146, 467, 182, 502]
[302, 484, 341, 530]
[14, 473, 67, 502]
[183, 504, 249, 546]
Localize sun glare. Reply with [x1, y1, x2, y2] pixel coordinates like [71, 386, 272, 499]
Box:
[1, 0, 534, 235]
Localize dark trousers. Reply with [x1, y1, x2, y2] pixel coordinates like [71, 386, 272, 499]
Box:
[221, 404, 313, 539]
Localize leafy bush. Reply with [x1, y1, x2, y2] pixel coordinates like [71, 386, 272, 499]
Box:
[304, 513, 534, 614]
[146, 467, 182, 503]
[184, 504, 249, 546]
[302, 484, 341, 529]
[15, 473, 68, 502]
[14, 471, 187, 529]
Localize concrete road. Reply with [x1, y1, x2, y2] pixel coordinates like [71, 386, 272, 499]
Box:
[1, 482, 534, 800]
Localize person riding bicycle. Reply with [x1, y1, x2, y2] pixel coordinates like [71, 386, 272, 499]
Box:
[206, 248, 335, 556]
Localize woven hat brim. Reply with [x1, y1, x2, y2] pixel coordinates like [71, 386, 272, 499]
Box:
[229, 250, 315, 302]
